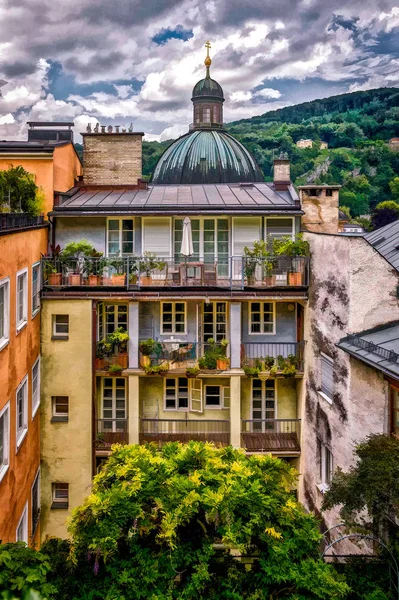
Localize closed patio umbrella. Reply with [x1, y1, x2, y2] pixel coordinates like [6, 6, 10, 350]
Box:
[181, 216, 194, 257]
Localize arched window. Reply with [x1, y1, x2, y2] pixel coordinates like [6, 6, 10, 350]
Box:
[194, 105, 200, 124]
[202, 106, 211, 123]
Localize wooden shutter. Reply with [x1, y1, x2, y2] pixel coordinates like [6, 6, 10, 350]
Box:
[232, 217, 261, 255]
[142, 217, 171, 257]
[189, 379, 203, 413]
[222, 386, 230, 409]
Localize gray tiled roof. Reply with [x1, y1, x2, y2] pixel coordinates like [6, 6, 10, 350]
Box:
[337, 321, 399, 380]
[365, 219, 399, 271]
[54, 182, 301, 214]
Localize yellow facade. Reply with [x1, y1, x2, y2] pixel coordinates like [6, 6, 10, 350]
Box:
[40, 299, 92, 539]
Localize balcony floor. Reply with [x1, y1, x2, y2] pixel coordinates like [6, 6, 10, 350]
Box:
[242, 431, 300, 453]
[139, 432, 230, 446]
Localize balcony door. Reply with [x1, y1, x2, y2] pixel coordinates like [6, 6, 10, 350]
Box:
[200, 302, 227, 344]
[98, 303, 128, 340]
[174, 218, 229, 276]
[251, 379, 276, 432]
[101, 377, 126, 432]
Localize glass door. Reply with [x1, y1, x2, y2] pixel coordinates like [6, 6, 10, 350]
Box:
[251, 379, 275, 432]
[102, 377, 126, 432]
[202, 302, 227, 343]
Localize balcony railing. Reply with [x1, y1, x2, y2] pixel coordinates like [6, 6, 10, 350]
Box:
[241, 342, 305, 372]
[241, 419, 301, 453]
[346, 333, 399, 365]
[95, 344, 128, 370]
[139, 418, 230, 446]
[0, 213, 45, 232]
[95, 418, 129, 450]
[41, 255, 309, 290]
[140, 341, 197, 369]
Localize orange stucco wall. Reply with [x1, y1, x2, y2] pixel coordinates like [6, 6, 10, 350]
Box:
[0, 143, 82, 216]
[0, 225, 48, 546]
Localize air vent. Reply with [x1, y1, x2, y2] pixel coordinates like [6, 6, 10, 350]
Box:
[239, 182, 254, 188]
[373, 236, 386, 246]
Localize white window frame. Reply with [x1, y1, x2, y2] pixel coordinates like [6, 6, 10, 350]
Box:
[106, 217, 135, 257]
[173, 216, 229, 264]
[190, 379, 203, 413]
[16, 268, 28, 332]
[0, 277, 10, 351]
[101, 378, 126, 432]
[204, 384, 230, 409]
[52, 396, 69, 419]
[164, 377, 189, 411]
[52, 314, 69, 339]
[16, 376, 28, 449]
[251, 379, 277, 430]
[319, 352, 334, 404]
[52, 482, 69, 507]
[16, 502, 28, 543]
[248, 301, 276, 335]
[160, 301, 187, 335]
[318, 441, 333, 492]
[31, 262, 41, 317]
[31, 467, 40, 536]
[264, 216, 295, 241]
[31, 356, 40, 418]
[0, 401, 10, 483]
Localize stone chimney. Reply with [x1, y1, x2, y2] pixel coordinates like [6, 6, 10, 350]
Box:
[82, 124, 144, 185]
[298, 185, 341, 234]
[273, 154, 290, 191]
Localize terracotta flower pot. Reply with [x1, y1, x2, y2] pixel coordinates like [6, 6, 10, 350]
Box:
[140, 276, 152, 286]
[140, 355, 151, 368]
[69, 273, 81, 286]
[111, 274, 126, 286]
[88, 275, 101, 286]
[117, 353, 128, 368]
[217, 358, 229, 371]
[95, 357, 106, 370]
[264, 275, 276, 286]
[288, 272, 302, 286]
[48, 273, 62, 286]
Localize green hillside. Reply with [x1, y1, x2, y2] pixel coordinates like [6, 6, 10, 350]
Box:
[142, 87, 399, 219]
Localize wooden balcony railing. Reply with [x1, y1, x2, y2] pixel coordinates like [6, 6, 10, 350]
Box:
[241, 419, 301, 453]
[42, 255, 309, 290]
[241, 342, 305, 372]
[95, 419, 129, 450]
[139, 418, 230, 446]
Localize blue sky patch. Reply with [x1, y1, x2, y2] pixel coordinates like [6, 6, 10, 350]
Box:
[152, 26, 193, 46]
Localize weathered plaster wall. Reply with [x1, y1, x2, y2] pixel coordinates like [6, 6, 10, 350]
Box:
[300, 231, 399, 531]
[40, 299, 92, 540]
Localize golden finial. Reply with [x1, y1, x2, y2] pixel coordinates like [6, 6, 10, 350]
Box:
[204, 40, 212, 69]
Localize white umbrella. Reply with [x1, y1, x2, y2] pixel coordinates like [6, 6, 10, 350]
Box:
[181, 216, 194, 257]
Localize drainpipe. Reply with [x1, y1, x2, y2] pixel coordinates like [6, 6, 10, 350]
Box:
[92, 300, 97, 477]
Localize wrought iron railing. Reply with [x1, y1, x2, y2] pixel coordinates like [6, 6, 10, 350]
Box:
[41, 255, 309, 290]
[241, 341, 305, 371]
[346, 334, 399, 365]
[241, 419, 301, 452]
[95, 418, 129, 449]
[139, 418, 230, 446]
[0, 213, 45, 232]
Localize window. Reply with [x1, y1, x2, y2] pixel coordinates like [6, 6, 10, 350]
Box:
[16, 503, 28, 543]
[204, 385, 230, 409]
[32, 263, 40, 316]
[16, 269, 28, 331]
[203, 302, 227, 343]
[318, 441, 333, 490]
[320, 353, 334, 402]
[165, 378, 189, 410]
[0, 402, 10, 482]
[0, 278, 10, 349]
[249, 302, 275, 334]
[174, 218, 229, 276]
[101, 378, 126, 432]
[52, 314, 69, 339]
[107, 218, 134, 256]
[161, 302, 186, 334]
[265, 217, 295, 241]
[326, 189, 333, 197]
[31, 469, 40, 536]
[51, 396, 69, 421]
[32, 357, 40, 418]
[51, 483, 69, 509]
[16, 377, 28, 448]
[251, 379, 276, 431]
[98, 303, 128, 340]
[203, 106, 211, 122]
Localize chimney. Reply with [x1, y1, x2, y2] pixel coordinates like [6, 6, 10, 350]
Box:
[298, 186, 341, 234]
[273, 153, 290, 191]
[82, 124, 144, 186]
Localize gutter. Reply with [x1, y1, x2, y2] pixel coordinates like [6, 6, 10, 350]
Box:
[49, 207, 304, 217]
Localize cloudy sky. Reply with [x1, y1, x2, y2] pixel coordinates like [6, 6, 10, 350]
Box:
[0, 0, 398, 142]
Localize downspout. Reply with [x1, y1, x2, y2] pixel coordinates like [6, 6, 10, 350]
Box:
[92, 300, 97, 477]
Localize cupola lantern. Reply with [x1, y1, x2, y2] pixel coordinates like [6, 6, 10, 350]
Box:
[191, 41, 224, 130]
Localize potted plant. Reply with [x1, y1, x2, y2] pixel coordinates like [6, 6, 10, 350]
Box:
[139, 252, 167, 286]
[139, 338, 156, 368]
[243, 240, 269, 286]
[186, 367, 200, 378]
[216, 339, 229, 370]
[108, 363, 124, 374]
[128, 258, 139, 285]
[95, 338, 113, 370]
[272, 234, 310, 286]
[107, 328, 129, 368]
[61, 240, 100, 286]
[44, 244, 62, 285]
[243, 366, 260, 378]
[108, 257, 126, 286]
[144, 363, 169, 376]
[264, 259, 276, 286]
[85, 252, 106, 286]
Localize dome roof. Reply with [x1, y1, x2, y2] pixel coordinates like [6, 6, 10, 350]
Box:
[152, 130, 263, 184]
[192, 77, 224, 100]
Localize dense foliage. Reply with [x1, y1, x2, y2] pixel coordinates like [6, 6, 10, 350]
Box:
[0, 166, 44, 215]
[138, 88, 399, 221]
[0, 542, 56, 599]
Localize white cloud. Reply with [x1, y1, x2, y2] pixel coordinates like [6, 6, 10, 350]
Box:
[230, 91, 253, 103]
[0, 113, 14, 125]
[256, 88, 282, 99]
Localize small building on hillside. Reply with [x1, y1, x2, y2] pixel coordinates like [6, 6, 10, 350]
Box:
[389, 138, 399, 152]
[296, 139, 313, 149]
[320, 141, 328, 150]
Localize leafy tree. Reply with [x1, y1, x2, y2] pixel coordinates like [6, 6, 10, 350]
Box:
[64, 442, 348, 600]
[389, 177, 399, 200]
[371, 201, 399, 230]
[0, 166, 43, 215]
[0, 542, 57, 599]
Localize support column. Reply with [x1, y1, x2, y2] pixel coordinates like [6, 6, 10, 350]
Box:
[128, 301, 139, 369]
[230, 375, 241, 448]
[128, 374, 140, 445]
[229, 302, 242, 369]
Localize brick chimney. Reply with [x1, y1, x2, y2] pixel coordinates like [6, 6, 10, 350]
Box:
[273, 154, 290, 191]
[298, 186, 341, 234]
[82, 125, 144, 185]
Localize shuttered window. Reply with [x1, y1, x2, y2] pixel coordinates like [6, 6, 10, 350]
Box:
[320, 353, 334, 400]
[232, 217, 261, 256]
[143, 217, 171, 257]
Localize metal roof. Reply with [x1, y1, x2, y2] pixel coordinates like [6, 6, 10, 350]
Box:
[337, 321, 399, 380]
[365, 219, 399, 272]
[53, 182, 301, 215]
[0, 140, 70, 152]
[152, 130, 263, 185]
